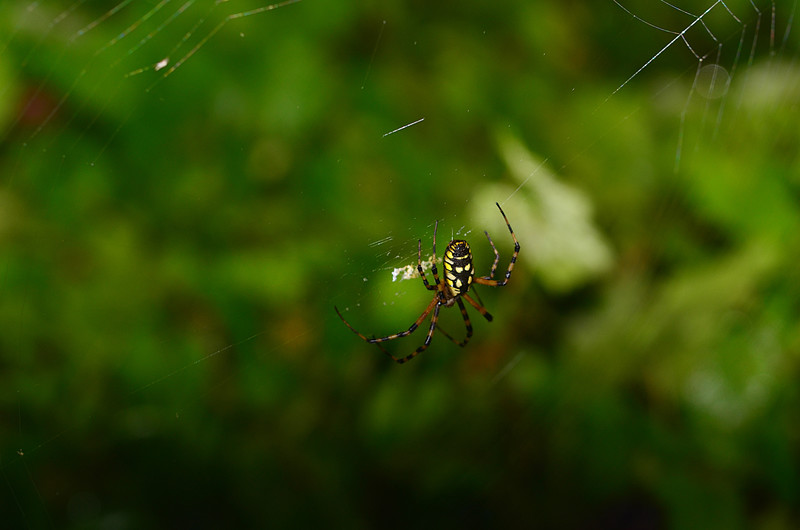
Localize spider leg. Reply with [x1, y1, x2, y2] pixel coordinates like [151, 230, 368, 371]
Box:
[335, 295, 438, 345]
[417, 237, 436, 291]
[429, 220, 443, 287]
[435, 296, 473, 347]
[473, 202, 519, 287]
[483, 230, 500, 280]
[391, 300, 442, 363]
[462, 293, 493, 322]
[470, 284, 486, 309]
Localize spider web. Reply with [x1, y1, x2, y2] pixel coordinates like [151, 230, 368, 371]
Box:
[0, 0, 798, 526]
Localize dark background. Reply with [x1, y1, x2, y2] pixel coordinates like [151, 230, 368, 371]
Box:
[1, 0, 799, 528]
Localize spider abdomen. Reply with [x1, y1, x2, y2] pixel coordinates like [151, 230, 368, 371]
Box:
[443, 240, 474, 297]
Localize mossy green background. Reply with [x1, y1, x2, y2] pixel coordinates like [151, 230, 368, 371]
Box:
[1, 0, 799, 528]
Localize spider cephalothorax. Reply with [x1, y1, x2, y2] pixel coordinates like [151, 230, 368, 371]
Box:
[335, 202, 519, 364]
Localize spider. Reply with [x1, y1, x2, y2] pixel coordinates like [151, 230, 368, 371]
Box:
[335, 202, 519, 364]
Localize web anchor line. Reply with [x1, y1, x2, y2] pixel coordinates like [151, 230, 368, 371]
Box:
[607, 0, 723, 101]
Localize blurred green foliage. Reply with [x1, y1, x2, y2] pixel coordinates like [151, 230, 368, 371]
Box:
[1, 0, 799, 528]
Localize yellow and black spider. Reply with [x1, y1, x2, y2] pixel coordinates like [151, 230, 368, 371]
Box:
[335, 202, 520, 364]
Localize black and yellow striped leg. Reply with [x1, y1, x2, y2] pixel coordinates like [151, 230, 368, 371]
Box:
[436, 297, 473, 347]
[416, 237, 436, 291]
[428, 220, 443, 289]
[483, 230, 500, 280]
[389, 302, 442, 364]
[334, 295, 439, 346]
[462, 293, 493, 322]
[335, 293, 446, 364]
[417, 220, 444, 291]
[474, 202, 519, 288]
[417, 221, 443, 292]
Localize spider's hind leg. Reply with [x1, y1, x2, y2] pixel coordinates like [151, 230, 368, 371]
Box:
[435, 297, 474, 347]
[462, 293, 493, 322]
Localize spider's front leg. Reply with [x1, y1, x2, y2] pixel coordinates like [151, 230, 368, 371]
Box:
[417, 237, 436, 291]
[474, 202, 519, 287]
[482, 231, 500, 280]
[418, 220, 445, 291]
